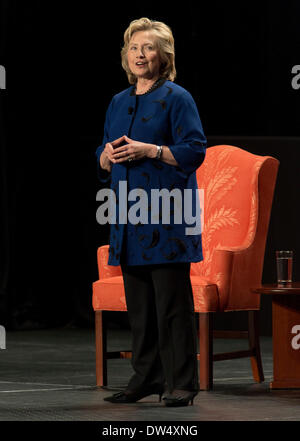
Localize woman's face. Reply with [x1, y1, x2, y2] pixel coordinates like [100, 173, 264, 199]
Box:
[127, 30, 161, 81]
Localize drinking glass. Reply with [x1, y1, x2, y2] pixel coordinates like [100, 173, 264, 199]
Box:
[276, 250, 293, 284]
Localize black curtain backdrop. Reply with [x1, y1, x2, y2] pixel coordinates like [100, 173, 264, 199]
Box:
[0, 1, 299, 333]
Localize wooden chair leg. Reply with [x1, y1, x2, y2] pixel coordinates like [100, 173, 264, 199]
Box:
[198, 312, 213, 390]
[248, 310, 264, 383]
[95, 310, 107, 387]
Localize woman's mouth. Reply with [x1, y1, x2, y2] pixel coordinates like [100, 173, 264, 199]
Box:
[136, 62, 148, 67]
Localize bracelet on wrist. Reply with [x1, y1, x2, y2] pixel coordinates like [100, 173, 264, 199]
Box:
[156, 145, 163, 159]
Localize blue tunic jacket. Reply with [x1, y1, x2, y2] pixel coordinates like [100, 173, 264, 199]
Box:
[96, 80, 207, 266]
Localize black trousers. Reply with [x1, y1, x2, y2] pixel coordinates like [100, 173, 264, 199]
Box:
[120, 262, 199, 393]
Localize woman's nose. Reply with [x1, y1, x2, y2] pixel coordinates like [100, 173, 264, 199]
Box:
[137, 48, 145, 58]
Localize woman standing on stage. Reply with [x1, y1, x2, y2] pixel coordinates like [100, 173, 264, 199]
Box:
[96, 17, 206, 406]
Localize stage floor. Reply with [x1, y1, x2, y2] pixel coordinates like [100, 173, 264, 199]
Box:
[0, 327, 299, 421]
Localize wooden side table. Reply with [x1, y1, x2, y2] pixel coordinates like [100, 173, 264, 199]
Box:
[252, 283, 300, 389]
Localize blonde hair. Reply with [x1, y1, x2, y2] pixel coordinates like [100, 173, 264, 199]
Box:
[121, 17, 176, 84]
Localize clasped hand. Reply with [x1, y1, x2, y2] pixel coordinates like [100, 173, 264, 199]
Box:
[102, 135, 156, 169]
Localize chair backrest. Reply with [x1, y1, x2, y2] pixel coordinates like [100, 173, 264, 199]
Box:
[191, 145, 279, 311]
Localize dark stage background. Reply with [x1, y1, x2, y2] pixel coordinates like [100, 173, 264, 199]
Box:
[0, 1, 299, 334]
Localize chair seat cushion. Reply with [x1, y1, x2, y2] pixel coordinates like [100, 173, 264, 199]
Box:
[93, 277, 127, 311]
[92, 275, 219, 313]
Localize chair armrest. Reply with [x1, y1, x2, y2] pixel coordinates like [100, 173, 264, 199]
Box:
[97, 245, 122, 279]
[210, 248, 234, 310]
[211, 244, 262, 310]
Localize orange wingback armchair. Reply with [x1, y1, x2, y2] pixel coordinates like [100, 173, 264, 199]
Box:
[93, 145, 279, 390]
